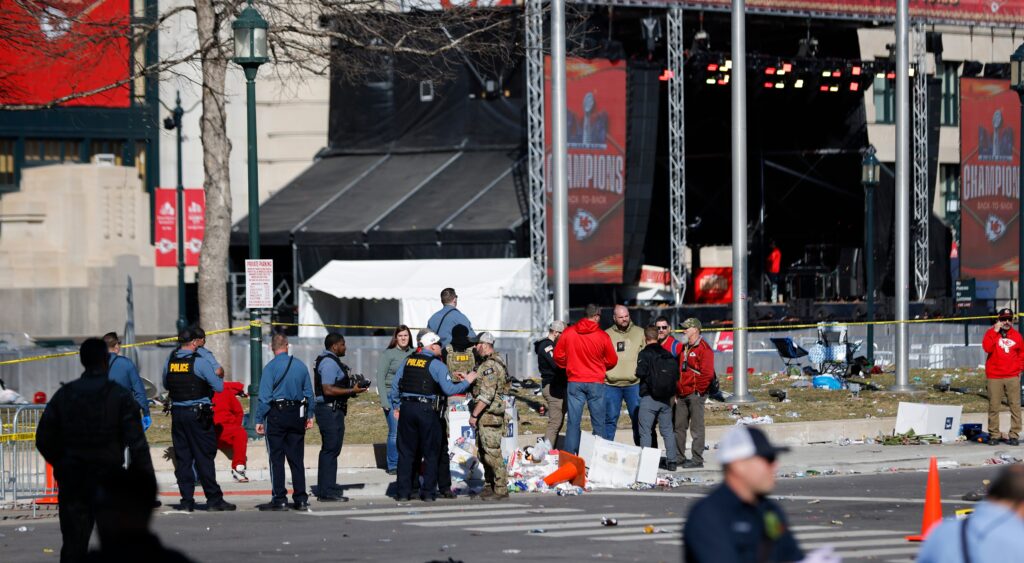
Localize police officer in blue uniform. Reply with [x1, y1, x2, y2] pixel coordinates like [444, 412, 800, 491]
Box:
[313, 333, 368, 502]
[390, 331, 478, 502]
[194, 327, 226, 378]
[164, 326, 235, 512]
[255, 333, 315, 511]
[103, 332, 151, 430]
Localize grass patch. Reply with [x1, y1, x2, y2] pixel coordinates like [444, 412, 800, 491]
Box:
[143, 368, 993, 446]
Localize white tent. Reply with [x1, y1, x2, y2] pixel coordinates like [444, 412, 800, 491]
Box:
[298, 259, 533, 338]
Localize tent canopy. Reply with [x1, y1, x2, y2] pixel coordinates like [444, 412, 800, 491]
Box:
[298, 258, 533, 338]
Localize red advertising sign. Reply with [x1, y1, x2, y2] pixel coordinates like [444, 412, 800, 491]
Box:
[693, 267, 733, 304]
[154, 189, 178, 268]
[0, 0, 131, 107]
[611, 0, 1024, 26]
[544, 58, 627, 284]
[155, 189, 205, 267]
[960, 79, 1020, 281]
[184, 190, 205, 267]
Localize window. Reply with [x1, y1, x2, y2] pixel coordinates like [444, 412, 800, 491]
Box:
[0, 140, 14, 188]
[135, 141, 147, 187]
[939, 62, 960, 126]
[90, 140, 125, 165]
[873, 75, 895, 124]
[24, 139, 82, 163]
[940, 164, 960, 237]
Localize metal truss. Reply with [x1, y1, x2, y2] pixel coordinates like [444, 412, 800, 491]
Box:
[526, 0, 550, 332]
[912, 24, 930, 301]
[667, 7, 687, 306]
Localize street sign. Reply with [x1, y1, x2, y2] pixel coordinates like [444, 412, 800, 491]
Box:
[955, 279, 975, 310]
[245, 259, 274, 309]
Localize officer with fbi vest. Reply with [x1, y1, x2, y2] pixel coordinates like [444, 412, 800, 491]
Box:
[163, 326, 235, 512]
[255, 333, 315, 511]
[313, 332, 368, 502]
[390, 331, 478, 502]
[433, 324, 477, 498]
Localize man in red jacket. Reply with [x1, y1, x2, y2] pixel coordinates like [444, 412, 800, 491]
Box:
[213, 381, 250, 481]
[983, 308, 1024, 446]
[675, 318, 714, 468]
[554, 304, 618, 454]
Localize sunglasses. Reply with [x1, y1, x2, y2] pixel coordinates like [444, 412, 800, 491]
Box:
[1001, 318, 1013, 322]
[656, 326, 670, 331]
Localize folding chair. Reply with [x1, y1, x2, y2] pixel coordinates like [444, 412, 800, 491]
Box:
[769, 337, 811, 374]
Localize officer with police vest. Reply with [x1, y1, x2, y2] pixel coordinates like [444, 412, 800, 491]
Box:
[255, 333, 315, 511]
[164, 326, 235, 512]
[313, 333, 367, 502]
[390, 331, 478, 502]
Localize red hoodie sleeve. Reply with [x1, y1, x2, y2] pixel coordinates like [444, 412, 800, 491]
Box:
[983, 329, 999, 355]
[602, 332, 618, 370]
[553, 329, 569, 368]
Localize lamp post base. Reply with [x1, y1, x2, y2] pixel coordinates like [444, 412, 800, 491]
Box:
[888, 384, 920, 393]
[729, 393, 757, 404]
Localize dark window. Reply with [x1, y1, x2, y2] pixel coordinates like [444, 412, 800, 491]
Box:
[873, 75, 895, 124]
[940, 62, 960, 126]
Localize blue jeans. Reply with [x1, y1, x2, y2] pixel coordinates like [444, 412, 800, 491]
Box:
[604, 384, 641, 444]
[383, 408, 398, 471]
[565, 382, 607, 455]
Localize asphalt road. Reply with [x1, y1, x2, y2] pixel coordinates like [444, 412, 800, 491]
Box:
[0, 466, 999, 562]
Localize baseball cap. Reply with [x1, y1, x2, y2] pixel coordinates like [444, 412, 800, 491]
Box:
[717, 426, 789, 465]
[681, 318, 702, 330]
[472, 332, 496, 345]
[419, 332, 441, 347]
[998, 308, 1015, 321]
[549, 320, 567, 332]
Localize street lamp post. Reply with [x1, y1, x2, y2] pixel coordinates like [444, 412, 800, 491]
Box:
[232, 1, 268, 435]
[163, 92, 187, 332]
[1010, 44, 1024, 334]
[862, 146, 880, 366]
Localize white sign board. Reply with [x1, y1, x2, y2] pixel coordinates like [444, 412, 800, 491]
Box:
[245, 259, 274, 309]
[895, 402, 964, 443]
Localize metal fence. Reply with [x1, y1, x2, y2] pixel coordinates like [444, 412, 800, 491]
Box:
[0, 405, 51, 504]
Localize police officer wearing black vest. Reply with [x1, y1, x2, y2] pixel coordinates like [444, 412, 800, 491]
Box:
[164, 326, 235, 512]
[313, 332, 367, 502]
[389, 331, 478, 502]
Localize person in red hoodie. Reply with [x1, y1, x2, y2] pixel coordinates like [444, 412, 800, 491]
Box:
[213, 381, 250, 482]
[675, 318, 714, 468]
[982, 308, 1024, 446]
[554, 304, 618, 454]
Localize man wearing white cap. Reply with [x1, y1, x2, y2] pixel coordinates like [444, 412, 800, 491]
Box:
[390, 331, 478, 502]
[683, 426, 803, 562]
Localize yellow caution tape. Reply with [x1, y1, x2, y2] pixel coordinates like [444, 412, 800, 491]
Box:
[0, 432, 36, 443]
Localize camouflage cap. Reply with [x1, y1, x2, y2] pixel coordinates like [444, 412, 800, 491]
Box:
[681, 318, 702, 330]
[473, 332, 496, 345]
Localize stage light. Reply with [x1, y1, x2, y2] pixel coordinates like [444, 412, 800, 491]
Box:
[782, 63, 793, 73]
[876, 71, 885, 78]
[852, 66, 862, 76]
[659, 69, 674, 81]
[718, 77, 729, 85]
[723, 59, 732, 71]
[830, 85, 839, 92]
[909, 66, 916, 77]
[820, 85, 829, 92]
[850, 82, 859, 91]
[707, 63, 719, 72]
[886, 72, 896, 79]
[822, 71, 831, 77]
[832, 71, 841, 77]
[775, 82, 785, 89]
[765, 67, 777, 75]
[794, 79, 804, 88]
[764, 81, 774, 88]
[706, 77, 716, 84]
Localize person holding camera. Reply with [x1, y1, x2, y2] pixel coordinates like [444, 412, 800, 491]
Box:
[983, 308, 1024, 446]
[255, 333, 315, 511]
[313, 333, 369, 502]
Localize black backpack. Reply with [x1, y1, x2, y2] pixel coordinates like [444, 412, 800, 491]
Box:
[648, 351, 680, 401]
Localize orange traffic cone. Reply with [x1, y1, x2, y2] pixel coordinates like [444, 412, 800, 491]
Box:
[557, 451, 587, 488]
[906, 456, 943, 541]
[544, 461, 578, 486]
[34, 463, 59, 505]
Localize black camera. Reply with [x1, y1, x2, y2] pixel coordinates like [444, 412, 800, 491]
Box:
[346, 373, 371, 389]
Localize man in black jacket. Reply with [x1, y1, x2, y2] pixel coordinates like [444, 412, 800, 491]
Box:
[536, 320, 567, 446]
[636, 326, 680, 471]
[36, 338, 155, 563]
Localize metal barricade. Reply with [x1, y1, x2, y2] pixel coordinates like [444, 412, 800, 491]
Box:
[0, 405, 49, 505]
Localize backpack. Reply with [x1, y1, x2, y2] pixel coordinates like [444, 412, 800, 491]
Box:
[648, 351, 681, 401]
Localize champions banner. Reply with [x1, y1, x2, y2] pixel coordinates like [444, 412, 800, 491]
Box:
[960, 79, 1020, 281]
[154, 189, 205, 267]
[544, 58, 627, 284]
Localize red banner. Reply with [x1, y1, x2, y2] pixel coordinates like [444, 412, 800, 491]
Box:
[154, 189, 178, 268]
[613, 0, 1024, 25]
[544, 58, 627, 284]
[693, 267, 733, 304]
[184, 190, 205, 267]
[960, 79, 1020, 281]
[0, 0, 131, 107]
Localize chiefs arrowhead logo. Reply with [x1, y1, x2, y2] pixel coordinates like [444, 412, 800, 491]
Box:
[572, 209, 599, 241]
[986, 214, 1007, 242]
[155, 238, 176, 254]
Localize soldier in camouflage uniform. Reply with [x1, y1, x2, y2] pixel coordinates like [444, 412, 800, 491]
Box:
[468, 332, 510, 501]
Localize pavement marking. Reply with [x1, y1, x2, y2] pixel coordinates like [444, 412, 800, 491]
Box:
[304, 503, 531, 516]
[833, 547, 923, 558]
[539, 525, 683, 538]
[411, 512, 631, 528]
[467, 516, 677, 533]
[590, 491, 973, 504]
[596, 532, 683, 542]
[656, 539, 683, 546]
[796, 530, 912, 541]
[353, 507, 580, 522]
[801, 537, 917, 550]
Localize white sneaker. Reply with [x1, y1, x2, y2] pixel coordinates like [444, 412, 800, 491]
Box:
[232, 464, 249, 483]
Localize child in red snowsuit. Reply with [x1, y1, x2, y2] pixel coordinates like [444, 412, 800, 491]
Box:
[213, 381, 249, 482]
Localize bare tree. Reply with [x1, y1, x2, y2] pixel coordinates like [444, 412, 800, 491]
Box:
[0, 0, 519, 375]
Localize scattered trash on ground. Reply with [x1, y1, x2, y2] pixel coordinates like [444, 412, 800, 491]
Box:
[880, 430, 941, 446]
[601, 517, 618, 526]
[830, 520, 844, 526]
[502, 549, 521, 554]
[736, 415, 774, 425]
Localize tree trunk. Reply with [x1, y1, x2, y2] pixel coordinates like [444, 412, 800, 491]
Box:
[194, 0, 233, 376]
